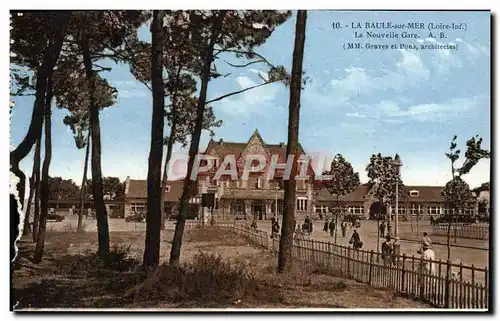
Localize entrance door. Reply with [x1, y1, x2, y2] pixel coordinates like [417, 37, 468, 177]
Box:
[252, 200, 265, 220]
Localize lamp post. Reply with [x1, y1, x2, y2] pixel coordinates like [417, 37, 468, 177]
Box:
[392, 153, 403, 262]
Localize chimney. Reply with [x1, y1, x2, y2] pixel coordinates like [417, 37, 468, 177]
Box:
[219, 138, 224, 145]
[279, 142, 284, 147]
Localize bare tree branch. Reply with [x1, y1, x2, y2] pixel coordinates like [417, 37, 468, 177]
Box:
[224, 59, 265, 68]
[205, 79, 278, 104]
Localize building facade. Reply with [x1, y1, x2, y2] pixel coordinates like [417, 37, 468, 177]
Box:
[315, 184, 479, 219]
[124, 178, 201, 219]
[123, 129, 315, 220]
[121, 129, 482, 221]
[199, 129, 315, 220]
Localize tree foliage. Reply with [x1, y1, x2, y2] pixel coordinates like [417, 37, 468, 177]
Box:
[441, 177, 475, 214]
[313, 153, 360, 244]
[47, 176, 80, 201]
[442, 135, 490, 214]
[365, 153, 405, 207]
[315, 154, 360, 212]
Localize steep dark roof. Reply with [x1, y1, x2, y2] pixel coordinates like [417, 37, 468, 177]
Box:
[315, 184, 446, 203]
[126, 179, 196, 201]
[204, 129, 313, 176]
[315, 184, 373, 203]
[405, 186, 445, 203]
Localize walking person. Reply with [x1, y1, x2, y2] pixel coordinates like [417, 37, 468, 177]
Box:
[420, 241, 436, 275]
[422, 232, 432, 245]
[328, 219, 335, 238]
[419, 232, 432, 252]
[381, 235, 393, 266]
[341, 221, 347, 237]
[349, 229, 363, 249]
[379, 221, 386, 238]
[251, 217, 257, 230]
[323, 218, 329, 235]
[271, 219, 280, 239]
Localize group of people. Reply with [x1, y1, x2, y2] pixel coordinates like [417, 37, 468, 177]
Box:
[380, 231, 435, 273]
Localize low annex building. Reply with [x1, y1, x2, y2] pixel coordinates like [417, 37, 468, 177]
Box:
[314, 184, 478, 219]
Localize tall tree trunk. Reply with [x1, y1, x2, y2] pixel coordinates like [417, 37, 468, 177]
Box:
[278, 10, 307, 273]
[169, 11, 226, 266]
[143, 10, 166, 268]
[160, 65, 182, 230]
[10, 12, 70, 205]
[160, 125, 176, 229]
[23, 143, 40, 237]
[82, 34, 110, 262]
[22, 176, 34, 236]
[32, 138, 42, 242]
[33, 78, 54, 264]
[77, 134, 91, 232]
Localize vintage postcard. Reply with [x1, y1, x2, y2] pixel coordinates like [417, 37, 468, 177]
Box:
[10, 9, 491, 311]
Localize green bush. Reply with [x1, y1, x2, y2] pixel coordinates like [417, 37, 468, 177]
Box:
[133, 252, 258, 303]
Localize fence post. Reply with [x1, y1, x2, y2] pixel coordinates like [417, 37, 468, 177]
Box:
[347, 247, 351, 277]
[445, 259, 451, 308]
[419, 258, 424, 300]
[401, 253, 406, 293]
[471, 265, 476, 308]
[485, 266, 488, 309]
[368, 250, 374, 285]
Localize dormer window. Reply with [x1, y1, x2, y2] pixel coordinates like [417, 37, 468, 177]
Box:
[409, 190, 419, 197]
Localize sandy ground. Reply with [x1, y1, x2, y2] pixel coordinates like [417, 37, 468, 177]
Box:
[42, 216, 489, 283]
[12, 227, 431, 310]
[254, 219, 489, 269]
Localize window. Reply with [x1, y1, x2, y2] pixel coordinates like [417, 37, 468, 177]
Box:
[409, 204, 422, 215]
[297, 197, 308, 211]
[443, 208, 454, 215]
[189, 197, 201, 204]
[273, 199, 283, 215]
[165, 186, 171, 193]
[464, 208, 475, 215]
[131, 203, 146, 213]
[348, 206, 364, 215]
[391, 206, 406, 215]
[428, 206, 441, 215]
[256, 177, 262, 189]
[214, 158, 219, 169]
[315, 205, 329, 214]
[409, 190, 420, 197]
[231, 200, 245, 215]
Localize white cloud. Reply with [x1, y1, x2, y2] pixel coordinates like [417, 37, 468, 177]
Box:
[397, 158, 490, 187]
[455, 37, 490, 60]
[213, 75, 280, 118]
[345, 112, 366, 118]
[114, 80, 149, 98]
[304, 49, 430, 110]
[364, 95, 488, 122]
[418, 37, 465, 72]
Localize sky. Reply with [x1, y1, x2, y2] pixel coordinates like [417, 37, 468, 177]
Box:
[10, 10, 491, 188]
